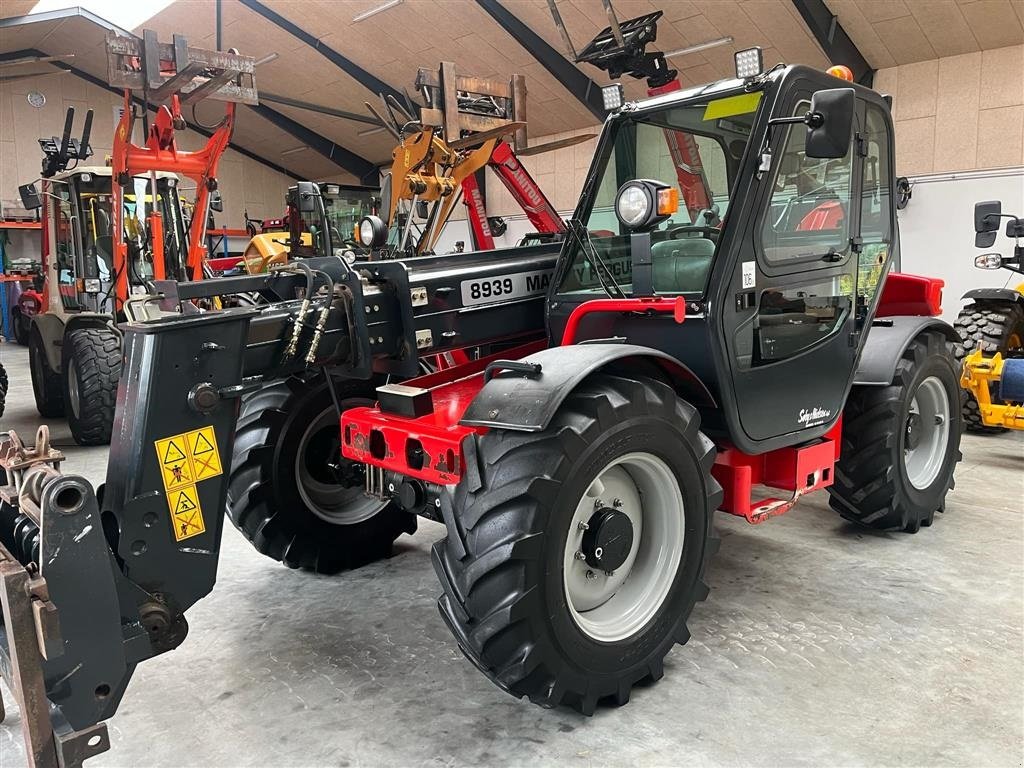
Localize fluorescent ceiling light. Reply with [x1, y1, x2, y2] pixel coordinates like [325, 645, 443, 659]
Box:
[352, 0, 402, 23]
[30, 0, 175, 31]
[281, 146, 309, 156]
[664, 36, 734, 59]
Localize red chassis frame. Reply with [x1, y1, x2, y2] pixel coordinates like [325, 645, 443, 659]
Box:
[341, 273, 945, 523]
[111, 91, 234, 308]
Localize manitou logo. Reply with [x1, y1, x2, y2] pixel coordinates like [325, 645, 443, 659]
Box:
[503, 157, 545, 208]
[466, 187, 491, 237]
[798, 407, 831, 426]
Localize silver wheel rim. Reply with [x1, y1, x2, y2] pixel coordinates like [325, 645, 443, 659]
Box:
[67, 357, 80, 419]
[563, 452, 685, 643]
[295, 406, 386, 525]
[904, 376, 950, 490]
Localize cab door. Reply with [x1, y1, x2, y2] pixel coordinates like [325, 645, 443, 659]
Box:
[716, 76, 871, 451]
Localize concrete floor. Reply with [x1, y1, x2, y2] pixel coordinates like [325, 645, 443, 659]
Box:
[0, 341, 1022, 767]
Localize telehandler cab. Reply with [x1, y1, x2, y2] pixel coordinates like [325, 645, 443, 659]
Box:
[0, 56, 962, 766]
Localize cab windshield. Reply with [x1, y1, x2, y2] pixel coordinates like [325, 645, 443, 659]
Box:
[558, 91, 760, 296]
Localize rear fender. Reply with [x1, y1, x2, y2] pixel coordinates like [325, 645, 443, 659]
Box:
[30, 312, 67, 372]
[855, 316, 960, 386]
[460, 343, 715, 432]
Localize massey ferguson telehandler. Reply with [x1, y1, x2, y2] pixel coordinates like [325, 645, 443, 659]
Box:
[18, 32, 256, 446]
[0, 54, 963, 766]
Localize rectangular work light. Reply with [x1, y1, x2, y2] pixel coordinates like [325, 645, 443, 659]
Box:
[601, 83, 625, 112]
[734, 47, 764, 80]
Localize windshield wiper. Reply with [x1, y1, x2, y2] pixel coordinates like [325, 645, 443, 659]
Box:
[567, 219, 626, 299]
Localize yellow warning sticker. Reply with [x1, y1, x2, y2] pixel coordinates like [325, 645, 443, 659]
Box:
[160, 457, 195, 491]
[186, 427, 222, 481]
[154, 425, 222, 542]
[167, 485, 205, 541]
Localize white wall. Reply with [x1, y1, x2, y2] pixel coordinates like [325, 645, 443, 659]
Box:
[898, 168, 1024, 323]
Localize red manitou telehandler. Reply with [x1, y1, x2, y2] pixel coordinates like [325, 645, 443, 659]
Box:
[17, 31, 255, 445]
[0, 53, 961, 766]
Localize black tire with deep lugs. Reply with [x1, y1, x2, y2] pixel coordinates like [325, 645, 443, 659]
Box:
[62, 326, 121, 446]
[829, 330, 962, 532]
[433, 373, 721, 715]
[29, 324, 64, 418]
[226, 374, 416, 574]
[953, 302, 1024, 432]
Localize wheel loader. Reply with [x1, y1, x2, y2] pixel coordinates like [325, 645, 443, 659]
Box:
[17, 32, 256, 447]
[0, 55, 963, 766]
[957, 200, 1024, 430]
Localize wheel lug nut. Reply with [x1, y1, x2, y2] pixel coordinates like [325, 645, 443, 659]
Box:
[593, 499, 603, 510]
[574, 551, 586, 561]
[934, 415, 944, 425]
[585, 569, 596, 580]
[612, 498, 622, 508]
[577, 521, 589, 531]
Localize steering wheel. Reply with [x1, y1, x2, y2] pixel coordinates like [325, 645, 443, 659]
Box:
[668, 225, 719, 241]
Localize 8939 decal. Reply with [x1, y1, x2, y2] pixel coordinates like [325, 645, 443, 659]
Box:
[460, 269, 553, 307]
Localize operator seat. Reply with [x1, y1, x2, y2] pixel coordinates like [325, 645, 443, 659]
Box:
[650, 236, 715, 293]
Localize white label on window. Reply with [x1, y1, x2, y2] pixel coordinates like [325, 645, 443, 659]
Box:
[741, 260, 756, 289]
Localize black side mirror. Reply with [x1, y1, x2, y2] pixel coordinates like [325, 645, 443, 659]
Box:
[209, 190, 223, 213]
[805, 87, 855, 159]
[974, 200, 1001, 248]
[18, 183, 42, 211]
[295, 181, 319, 214]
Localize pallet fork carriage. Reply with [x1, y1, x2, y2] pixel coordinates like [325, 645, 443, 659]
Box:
[1, 51, 964, 764]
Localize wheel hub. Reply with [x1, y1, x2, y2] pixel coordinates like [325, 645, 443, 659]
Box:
[904, 411, 922, 450]
[581, 506, 633, 571]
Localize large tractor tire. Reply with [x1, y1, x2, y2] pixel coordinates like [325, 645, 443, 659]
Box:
[433, 373, 721, 715]
[226, 374, 416, 574]
[953, 301, 1024, 432]
[28, 325, 64, 418]
[62, 326, 122, 446]
[830, 330, 962, 532]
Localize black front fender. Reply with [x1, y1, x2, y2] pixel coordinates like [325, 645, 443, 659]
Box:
[961, 287, 1024, 306]
[460, 343, 715, 432]
[855, 316, 960, 386]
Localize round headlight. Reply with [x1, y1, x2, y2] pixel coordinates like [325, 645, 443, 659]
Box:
[615, 184, 651, 228]
[357, 215, 387, 248]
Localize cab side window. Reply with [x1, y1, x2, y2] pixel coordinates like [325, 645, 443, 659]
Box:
[761, 101, 854, 266]
[856, 103, 893, 315]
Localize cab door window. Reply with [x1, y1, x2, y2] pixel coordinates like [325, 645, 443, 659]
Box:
[855, 103, 894, 317]
[761, 101, 854, 266]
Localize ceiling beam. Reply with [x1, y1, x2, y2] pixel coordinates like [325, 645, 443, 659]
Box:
[790, 0, 874, 86]
[474, 0, 604, 121]
[237, 0, 406, 104]
[247, 103, 378, 182]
